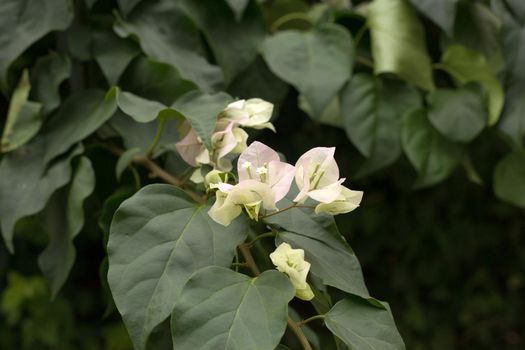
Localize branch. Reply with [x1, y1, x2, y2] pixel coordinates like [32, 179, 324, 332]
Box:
[105, 143, 206, 204]
[287, 317, 313, 350]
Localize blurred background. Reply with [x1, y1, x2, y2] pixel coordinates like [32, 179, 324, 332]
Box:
[1, 0, 524, 349]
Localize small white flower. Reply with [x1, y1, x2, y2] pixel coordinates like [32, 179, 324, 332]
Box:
[269, 243, 314, 301]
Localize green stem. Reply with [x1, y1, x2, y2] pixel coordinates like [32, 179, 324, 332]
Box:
[271, 12, 313, 32]
[298, 314, 326, 327]
[146, 117, 167, 158]
[260, 204, 316, 219]
[353, 23, 368, 48]
[246, 231, 276, 247]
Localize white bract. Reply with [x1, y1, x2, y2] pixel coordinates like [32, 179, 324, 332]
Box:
[208, 180, 276, 226]
[294, 147, 363, 215]
[221, 98, 276, 132]
[269, 243, 314, 301]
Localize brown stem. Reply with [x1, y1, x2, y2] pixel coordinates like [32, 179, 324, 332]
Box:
[287, 316, 313, 350]
[105, 143, 205, 204]
[238, 243, 260, 276]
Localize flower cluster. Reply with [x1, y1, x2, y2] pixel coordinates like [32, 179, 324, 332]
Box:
[176, 98, 275, 172]
[208, 141, 363, 226]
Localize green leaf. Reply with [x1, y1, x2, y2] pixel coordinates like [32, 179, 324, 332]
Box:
[110, 111, 180, 157]
[93, 31, 140, 85]
[111, 87, 174, 123]
[31, 52, 71, 115]
[263, 23, 354, 117]
[325, 298, 405, 350]
[119, 56, 197, 106]
[0, 0, 73, 92]
[452, 2, 503, 71]
[409, 0, 458, 36]
[38, 156, 95, 298]
[180, 0, 265, 83]
[368, 0, 434, 91]
[1, 70, 42, 153]
[172, 91, 233, 149]
[494, 152, 525, 208]
[44, 89, 117, 164]
[401, 108, 464, 187]
[427, 84, 487, 143]
[299, 95, 344, 128]
[225, 0, 250, 21]
[340, 73, 421, 176]
[499, 81, 525, 147]
[116, 147, 141, 181]
[114, 0, 223, 91]
[227, 56, 289, 108]
[0, 142, 83, 253]
[439, 45, 504, 126]
[265, 202, 370, 299]
[171, 267, 295, 350]
[107, 185, 249, 350]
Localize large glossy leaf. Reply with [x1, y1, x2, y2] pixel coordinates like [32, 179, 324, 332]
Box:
[340, 74, 421, 176]
[0, 0, 73, 91]
[427, 84, 487, 143]
[38, 156, 95, 298]
[92, 31, 140, 85]
[31, 52, 71, 115]
[114, 0, 223, 91]
[409, 0, 458, 36]
[368, 0, 434, 91]
[180, 0, 265, 83]
[43, 89, 117, 164]
[401, 109, 464, 187]
[119, 56, 197, 105]
[265, 202, 370, 299]
[0, 142, 83, 252]
[171, 267, 294, 350]
[325, 298, 405, 350]
[439, 45, 504, 126]
[263, 23, 354, 117]
[107, 185, 249, 350]
[1, 70, 42, 153]
[494, 152, 525, 208]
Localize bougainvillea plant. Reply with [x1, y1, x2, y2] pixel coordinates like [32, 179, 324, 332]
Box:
[107, 96, 403, 350]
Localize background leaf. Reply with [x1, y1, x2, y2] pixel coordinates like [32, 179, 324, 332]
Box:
[368, 0, 434, 91]
[1, 70, 42, 153]
[341, 74, 421, 176]
[427, 84, 487, 143]
[180, 0, 265, 83]
[0, 0, 73, 91]
[31, 53, 71, 115]
[38, 156, 95, 298]
[439, 45, 504, 126]
[493, 152, 525, 208]
[409, 0, 458, 36]
[107, 185, 249, 350]
[402, 109, 464, 187]
[114, 0, 223, 91]
[171, 267, 295, 350]
[263, 24, 354, 117]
